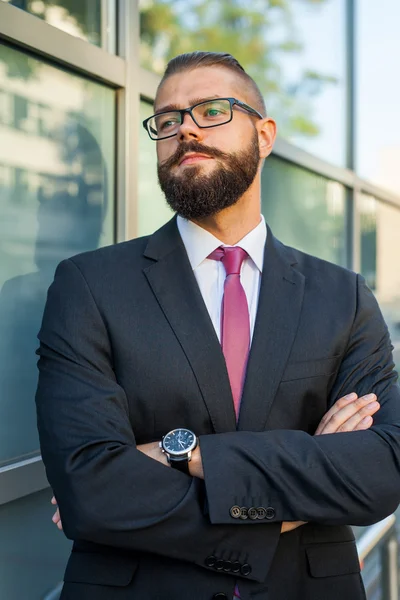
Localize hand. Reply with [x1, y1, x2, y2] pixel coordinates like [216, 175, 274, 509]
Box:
[51, 495, 63, 531]
[281, 520, 307, 534]
[314, 392, 379, 435]
[281, 391, 379, 534]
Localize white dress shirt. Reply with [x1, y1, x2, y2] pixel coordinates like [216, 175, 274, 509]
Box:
[176, 215, 267, 343]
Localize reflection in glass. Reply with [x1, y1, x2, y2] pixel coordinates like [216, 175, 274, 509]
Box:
[357, 1, 400, 195]
[0, 488, 71, 599]
[359, 194, 377, 291]
[359, 194, 400, 368]
[140, 0, 346, 166]
[138, 101, 173, 236]
[0, 43, 115, 464]
[2, 0, 105, 48]
[262, 155, 346, 266]
[360, 543, 385, 599]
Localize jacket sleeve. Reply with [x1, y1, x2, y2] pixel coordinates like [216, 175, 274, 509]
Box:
[200, 275, 400, 527]
[35, 258, 280, 584]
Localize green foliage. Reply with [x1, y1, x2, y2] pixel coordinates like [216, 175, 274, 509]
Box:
[140, 0, 338, 137]
[2, 0, 338, 138]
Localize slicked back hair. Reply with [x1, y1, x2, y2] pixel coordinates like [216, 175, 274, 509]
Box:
[157, 51, 267, 117]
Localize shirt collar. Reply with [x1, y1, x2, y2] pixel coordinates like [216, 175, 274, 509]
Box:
[176, 214, 267, 273]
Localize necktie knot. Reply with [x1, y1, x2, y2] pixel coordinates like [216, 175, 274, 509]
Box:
[208, 246, 248, 276]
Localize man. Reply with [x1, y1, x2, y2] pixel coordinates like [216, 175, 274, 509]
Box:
[36, 52, 400, 600]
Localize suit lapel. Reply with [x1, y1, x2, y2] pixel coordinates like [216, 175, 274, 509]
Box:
[142, 217, 236, 433]
[237, 228, 305, 431]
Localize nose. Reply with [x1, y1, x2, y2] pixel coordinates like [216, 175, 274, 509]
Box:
[178, 111, 204, 142]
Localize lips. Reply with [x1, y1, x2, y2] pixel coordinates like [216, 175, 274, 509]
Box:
[179, 153, 213, 166]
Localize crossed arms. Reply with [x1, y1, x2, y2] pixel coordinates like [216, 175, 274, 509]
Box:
[51, 391, 381, 534]
[36, 258, 400, 583]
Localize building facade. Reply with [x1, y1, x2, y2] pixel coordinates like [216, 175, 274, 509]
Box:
[0, 1, 399, 598]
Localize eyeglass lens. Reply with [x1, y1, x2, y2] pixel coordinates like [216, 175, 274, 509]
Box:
[149, 99, 232, 139]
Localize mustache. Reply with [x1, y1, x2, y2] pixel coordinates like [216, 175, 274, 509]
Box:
[159, 141, 231, 170]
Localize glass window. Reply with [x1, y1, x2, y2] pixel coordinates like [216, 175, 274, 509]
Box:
[0, 43, 115, 464]
[262, 155, 347, 266]
[359, 193, 376, 291]
[138, 101, 174, 237]
[356, 0, 400, 195]
[359, 194, 400, 368]
[1, 0, 114, 50]
[140, 0, 347, 166]
[0, 488, 71, 599]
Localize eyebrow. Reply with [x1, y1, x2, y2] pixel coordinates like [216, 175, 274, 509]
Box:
[154, 95, 224, 115]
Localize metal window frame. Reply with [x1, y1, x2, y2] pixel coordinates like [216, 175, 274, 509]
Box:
[101, 0, 117, 54]
[115, 0, 140, 242]
[0, 1, 125, 87]
[357, 514, 398, 600]
[1, 0, 400, 506]
[0, 0, 138, 503]
[0, 455, 49, 505]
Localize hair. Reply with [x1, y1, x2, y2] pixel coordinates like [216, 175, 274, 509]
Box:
[157, 51, 267, 117]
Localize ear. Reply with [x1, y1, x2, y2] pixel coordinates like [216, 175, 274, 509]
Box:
[257, 118, 277, 159]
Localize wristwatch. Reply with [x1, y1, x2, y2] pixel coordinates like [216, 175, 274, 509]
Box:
[160, 428, 197, 475]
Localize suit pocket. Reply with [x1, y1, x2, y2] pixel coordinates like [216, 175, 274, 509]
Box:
[281, 356, 340, 382]
[306, 541, 361, 578]
[63, 551, 139, 586]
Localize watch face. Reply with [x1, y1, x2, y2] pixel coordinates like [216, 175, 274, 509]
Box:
[163, 429, 196, 455]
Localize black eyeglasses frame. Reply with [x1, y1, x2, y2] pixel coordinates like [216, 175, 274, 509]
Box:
[142, 97, 264, 141]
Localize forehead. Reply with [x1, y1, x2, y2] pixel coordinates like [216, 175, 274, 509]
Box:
[155, 67, 245, 111]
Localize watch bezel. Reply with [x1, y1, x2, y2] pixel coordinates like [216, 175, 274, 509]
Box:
[161, 428, 197, 456]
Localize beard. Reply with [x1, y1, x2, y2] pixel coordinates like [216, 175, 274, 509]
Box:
[157, 129, 260, 220]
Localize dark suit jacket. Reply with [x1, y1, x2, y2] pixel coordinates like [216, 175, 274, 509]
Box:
[35, 216, 400, 600]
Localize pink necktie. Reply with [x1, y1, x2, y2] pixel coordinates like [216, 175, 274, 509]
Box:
[208, 246, 250, 419]
[208, 247, 250, 598]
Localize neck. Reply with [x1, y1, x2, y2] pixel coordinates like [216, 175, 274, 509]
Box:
[190, 187, 262, 245]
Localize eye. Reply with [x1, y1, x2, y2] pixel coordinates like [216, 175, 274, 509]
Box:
[160, 119, 177, 131]
[155, 114, 180, 132]
[205, 107, 223, 117]
[200, 100, 230, 119]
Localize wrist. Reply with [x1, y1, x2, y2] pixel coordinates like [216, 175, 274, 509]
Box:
[160, 429, 198, 475]
[189, 445, 204, 479]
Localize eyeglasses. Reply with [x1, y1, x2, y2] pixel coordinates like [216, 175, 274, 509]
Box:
[142, 97, 264, 141]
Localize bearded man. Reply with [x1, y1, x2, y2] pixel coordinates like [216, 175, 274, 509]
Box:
[36, 52, 400, 600]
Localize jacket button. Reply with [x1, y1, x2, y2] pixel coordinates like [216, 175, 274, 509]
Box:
[231, 561, 241, 573]
[223, 560, 232, 572]
[239, 506, 248, 519]
[256, 507, 267, 519]
[248, 507, 258, 520]
[215, 559, 224, 571]
[213, 594, 228, 599]
[241, 563, 252, 576]
[265, 507, 276, 520]
[205, 555, 217, 568]
[230, 505, 241, 519]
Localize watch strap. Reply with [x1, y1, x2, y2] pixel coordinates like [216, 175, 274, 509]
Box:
[169, 457, 190, 475]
